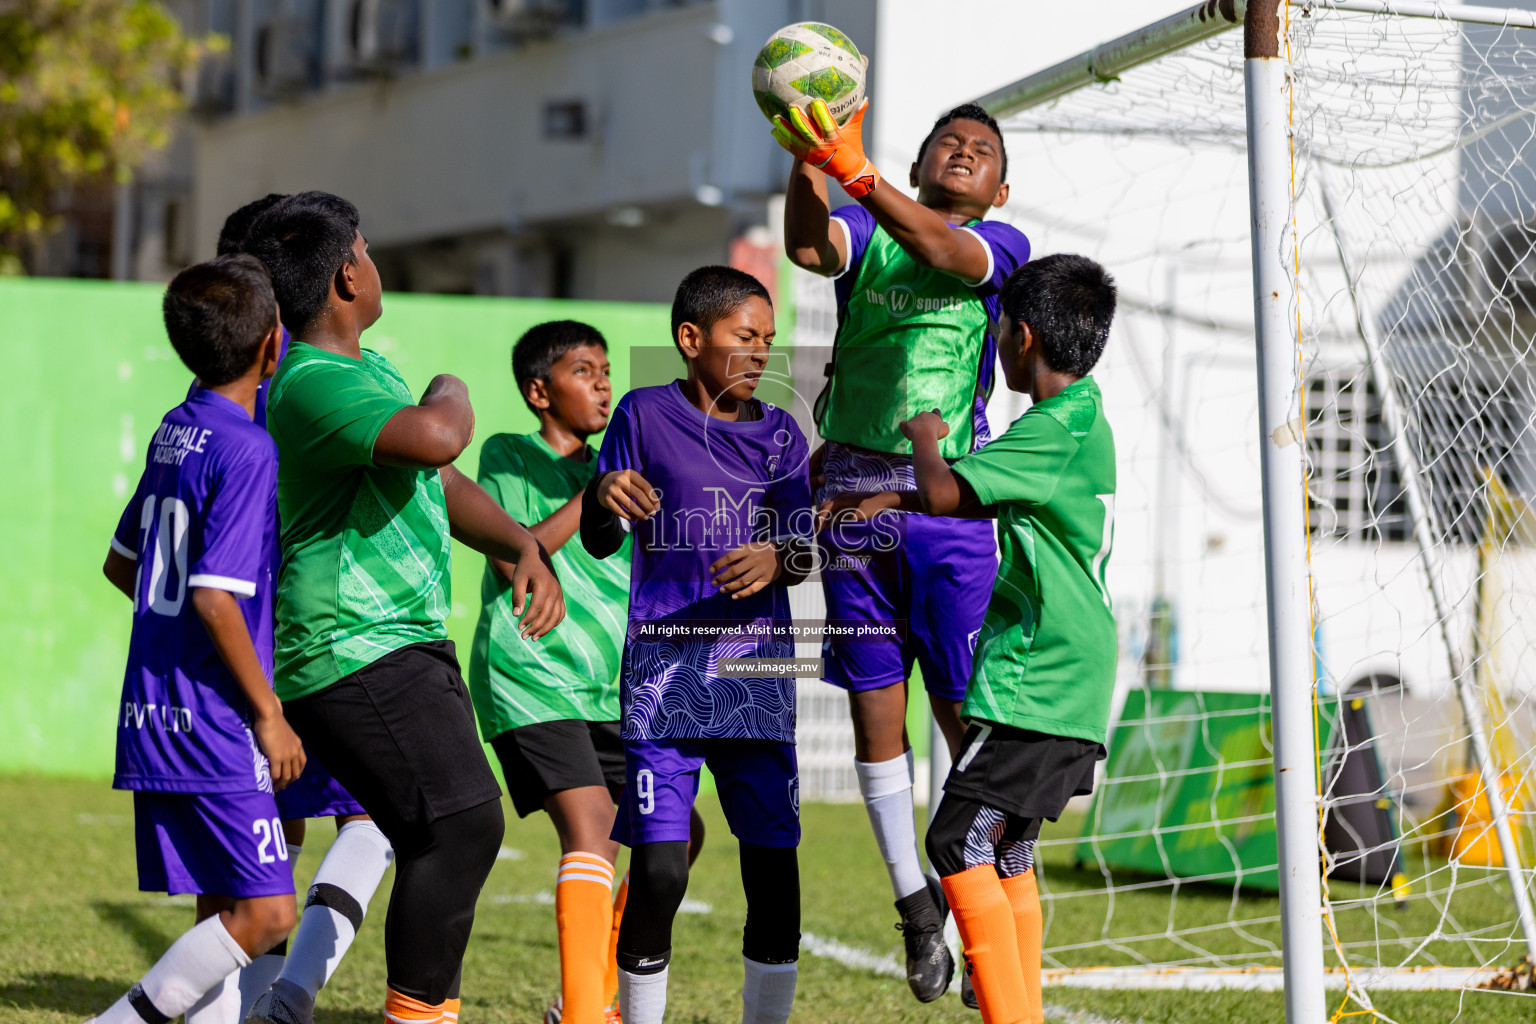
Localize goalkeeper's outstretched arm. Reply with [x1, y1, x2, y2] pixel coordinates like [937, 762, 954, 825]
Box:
[783, 157, 847, 277]
[775, 98, 994, 283]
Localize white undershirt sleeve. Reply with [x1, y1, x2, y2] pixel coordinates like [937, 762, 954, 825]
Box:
[827, 216, 854, 281]
[187, 574, 258, 598]
[958, 226, 996, 289]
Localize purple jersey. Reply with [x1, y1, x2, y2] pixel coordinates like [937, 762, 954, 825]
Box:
[595, 382, 812, 742]
[111, 389, 279, 795]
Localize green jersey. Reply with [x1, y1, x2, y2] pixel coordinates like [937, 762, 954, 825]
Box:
[818, 207, 1032, 458]
[265, 343, 451, 701]
[468, 432, 630, 736]
[951, 377, 1117, 743]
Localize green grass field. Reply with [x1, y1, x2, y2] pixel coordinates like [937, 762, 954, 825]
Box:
[1, 776, 1531, 1024]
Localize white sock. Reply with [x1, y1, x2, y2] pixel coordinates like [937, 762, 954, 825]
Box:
[740, 957, 796, 1024]
[184, 972, 239, 1024]
[617, 966, 669, 1024]
[96, 915, 251, 1023]
[278, 819, 394, 999]
[855, 751, 927, 900]
[227, 842, 301, 1018]
[236, 953, 285, 1018]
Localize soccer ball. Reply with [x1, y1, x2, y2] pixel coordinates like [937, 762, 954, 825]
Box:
[752, 22, 867, 128]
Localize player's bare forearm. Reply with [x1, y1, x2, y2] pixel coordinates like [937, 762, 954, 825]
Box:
[190, 589, 280, 719]
[444, 465, 542, 564]
[191, 587, 306, 788]
[859, 185, 990, 282]
[815, 488, 921, 530]
[445, 466, 566, 638]
[900, 411, 992, 518]
[490, 491, 581, 585]
[785, 160, 844, 275]
[103, 549, 136, 600]
[911, 433, 963, 514]
[909, 439, 992, 519]
[374, 374, 475, 470]
[530, 490, 584, 556]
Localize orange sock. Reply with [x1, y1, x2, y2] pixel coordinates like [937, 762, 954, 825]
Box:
[941, 865, 1031, 1024]
[384, 987, 447, 1023]
[603, 871, 629, 1008]
[999, 870, 1044, 1024]
[443, 997, 461, 1023]
[557, 852, 617, 1024]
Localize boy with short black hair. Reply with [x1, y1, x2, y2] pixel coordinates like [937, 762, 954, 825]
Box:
[775, 97, 1032, 1000]
[472, 320, 704, 1024]
[580, 266, 812, 1024]
[202, 193, 394, 1024]
[92, 254, 298, 1024]
[218, 194, 288, 257]
[246, 190, 565, 1024]
[821, 253, 1119, 1024]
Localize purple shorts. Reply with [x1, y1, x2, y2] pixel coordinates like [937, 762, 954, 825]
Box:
[134, 789, 297, 898]
[613, 738, 799, 849]
[818, 511, 997, 701]
[275, 757, 367, 821]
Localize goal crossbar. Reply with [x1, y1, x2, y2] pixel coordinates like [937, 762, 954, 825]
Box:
[975, 0, 1536, 119]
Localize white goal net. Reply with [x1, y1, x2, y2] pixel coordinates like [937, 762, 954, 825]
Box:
[965, 0, 1536, 1016]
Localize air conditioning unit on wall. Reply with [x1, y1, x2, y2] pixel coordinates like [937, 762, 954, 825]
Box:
[255, 16, 315, 97]
[345, 0, 419, 74]
[486, 0, 573, 40]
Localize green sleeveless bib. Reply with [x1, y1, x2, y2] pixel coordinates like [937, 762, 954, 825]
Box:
[816, 223, 990, 458]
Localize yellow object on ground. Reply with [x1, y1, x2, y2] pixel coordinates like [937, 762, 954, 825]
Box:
[1438, 772, 1526, 867]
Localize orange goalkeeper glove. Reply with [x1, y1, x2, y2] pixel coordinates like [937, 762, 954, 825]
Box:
[772, 98, 880, 199]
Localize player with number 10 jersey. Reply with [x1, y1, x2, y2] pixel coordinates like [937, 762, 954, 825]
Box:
[111, 346, 292, 900]
[88, 255, 300, 1024]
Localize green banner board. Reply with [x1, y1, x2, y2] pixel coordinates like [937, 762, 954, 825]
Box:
[1076, 689, 1339, 892]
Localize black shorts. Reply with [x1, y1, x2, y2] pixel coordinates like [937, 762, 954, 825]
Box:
[926, 794, 1045, 878]
[282, 640, 503, 839]
[942, 721, 1106, 820]
[490, 719, 625, 818]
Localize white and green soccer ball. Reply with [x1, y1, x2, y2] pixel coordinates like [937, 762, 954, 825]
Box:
[752, 22, 867, 127]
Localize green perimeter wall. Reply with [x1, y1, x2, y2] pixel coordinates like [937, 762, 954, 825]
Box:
[0, 277, 936, 780]
[0, 278, 678, 778]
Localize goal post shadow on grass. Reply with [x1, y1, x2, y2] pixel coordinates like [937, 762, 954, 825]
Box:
[956, 2, 1536, 1020]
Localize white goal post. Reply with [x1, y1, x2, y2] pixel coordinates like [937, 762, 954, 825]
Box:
[965, 2, 1536, 1020]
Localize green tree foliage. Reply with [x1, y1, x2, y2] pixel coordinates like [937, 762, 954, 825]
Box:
[0, 0, 214, 273]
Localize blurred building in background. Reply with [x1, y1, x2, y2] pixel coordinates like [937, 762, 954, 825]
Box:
[93, 0, 876, 300]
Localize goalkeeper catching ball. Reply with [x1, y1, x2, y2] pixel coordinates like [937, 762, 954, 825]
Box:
[774, 95, 1030, 1003]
